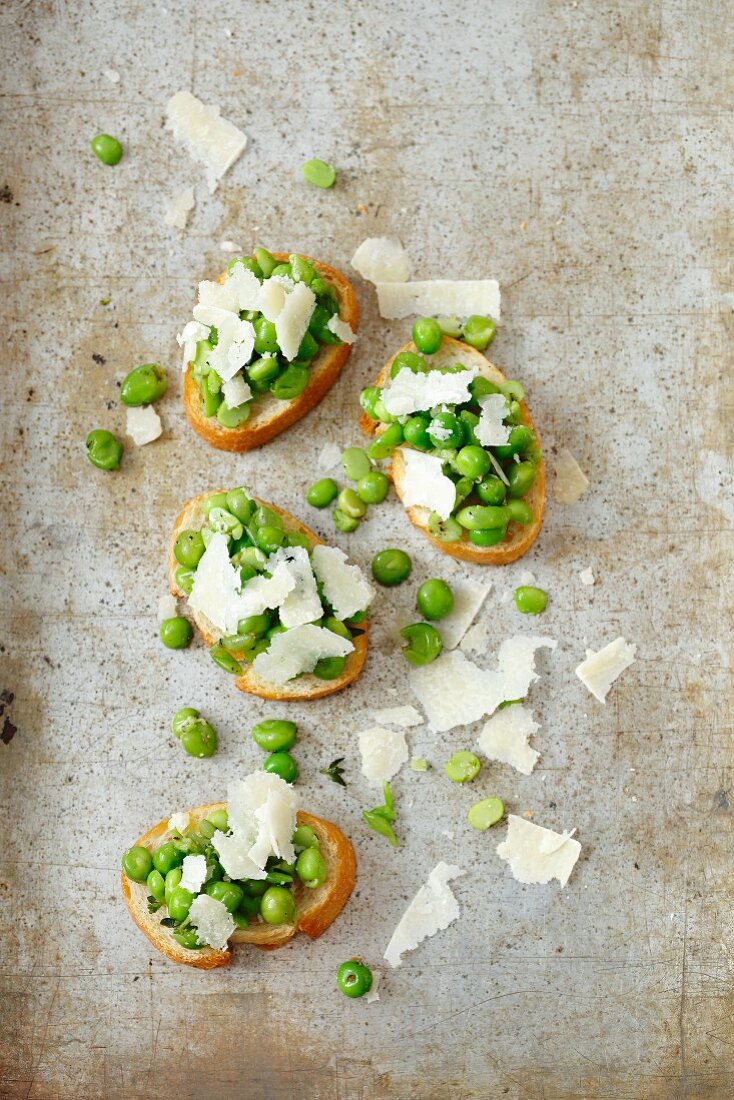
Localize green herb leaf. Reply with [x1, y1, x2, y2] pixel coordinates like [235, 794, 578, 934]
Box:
[362, 782, 399, 846]
[159, 917, 176, 928]
[320, 756, 347, 787]
[147, 896, 162, 914]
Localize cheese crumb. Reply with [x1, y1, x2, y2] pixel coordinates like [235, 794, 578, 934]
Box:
[165, 91, 248, 193]
[359, 726, 409, 784]
[576, 637, 636, 703]
[220, 239, 243, 252]
[221, 373, 252, 409]
[167, 812, 190, 833]
[102, 68, 121, 83]
[327, 314, 357, 344]
[475, 393, 511, 448]
[554, 448, 589, 504]
[496, 816, 581, 888]
[126, 405, 162, 446]
[157, 594, 177, 622]
[188, 894, 235, 950]
[351, 237, 411, 283]
[164, 187, 195, 230]
[384, 862, 465, 967]
[579, 567, 595, 586]
[477, 705, 540, 775]
[179, 853, 207, 894]
[437, 578, 492, 650]
[382, 366, 476, 417]
[318, 441, 342, 470]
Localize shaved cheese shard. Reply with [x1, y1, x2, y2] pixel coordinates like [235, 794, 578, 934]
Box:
[227, 263, 263, 312]
[351, 237, 411, 283]
[220, 239, 242, 253]
[211, 829, 262, 880]
[188, 894, 235, 950]
[318, 441, 342, 470]
[259, 278, 287, 322]
[576, 637, 636, 703]
[167, 812, 190, 833]
[164, 186, 195, 229]
[382, 366, 476, 417]
[221, 373, 252, 408]
[310, 544, 375, 621]
[165, 91, 248, 193]
[359, 726, 409, 784]
[410, 636, 556, 732]
[475, 393, 511, 448]
[438, 577, 492, 649]
[157, 593, 177, 622]
[327, 314, 357, 344]
[275, 280, 316, 361]
[496, 816, 581, 888]
[400, 449, 456, 521]
[477, 705, 540, 775]
[187, 532, 244, 635]
[460, 620, 490, 656]
[579, 567, 595, 587]
[126, 405, 162, 446]
[554, 448, 589, 504]
[252, 624, 353, 685]
[371, 705, 423, 728]
[235, 562, 297, 619]
[179, 853, 207, 894]
[191, 307, 256, 383]
[197, 279, 239, 313]
[177, 320, 208, 371]
[365, 971, 381, 1003]
[384, 862, 465, 968]
[267, 546, 321, 629]
[214, 772, 297, 881]
[376, 280, 501, 322]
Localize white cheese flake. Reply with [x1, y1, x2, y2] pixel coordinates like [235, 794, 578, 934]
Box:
[267, 546, 321, 629]
[157, 593, 177, 622]
[213, 772, 298, 881]
[519, 570, 536, 586]
[252, 624, 353, 685]
[164, 186, 195, 230]
[191, 306, 256, 383]
[400, 449, 457, 521]
[371, 705, 423, 728]
[211, 829, 262, 880]
[459, 620, 490, 656]
[310, 544, 375, 621]
[576, 637, 636, 703]
[188, 894, 235, 950]
[382, 366, 476, 417]
[177, 320, 208, 371]
[438, 577, 492, 649]
[359, 726, 409, 784]
[477, 704, 540, 775]
[475, 393, 511, 448]
[221, 373, 252, 409]
[376, 280, 501, 322]
[187, 532, 243, 635]
[275, 280, 316, 361]
[165, 91, 248, 193]
[496, 816, 581, 888]
[219, 239, 242, 252]
[167, 812, 190, 833]
[384, 862, 465, 968]
[351, 237, 411, 283]
[126, 405, 162, 446]
[179, 854, 207, 894]
[579, 567, 595, 587]
[318, 441, 342, 470]
[554, 448, 589, 504]
[327, 314, 357, 344]
[235, 562, 297, 620]
[258, 278, 287, 322]
[102, 68, 121, 83]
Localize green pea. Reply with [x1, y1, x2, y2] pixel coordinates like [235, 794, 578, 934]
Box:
[202, 492, 226, 516]
[338, 487, 367, 519]
[254, 524, 285, 552]
[285, 530, 312, 551]
[295, 847, 327, 888]
[462, 315, 496, 350]
[453, 476, 474, 508]
[324, 616, 351, 639]
[164, 866, 183, 902]
[217, 402, 251, 427]
[225, 488, 254, 523]
[333, 508, 359, 533]
[251, 718, 297, 753]
[228, 255, 263, 278]
[167, 886, 194, 922]
[236, 895, 261, 920]
[174, 530, 205, 568]
[356, 470, 389, 504]
[86, 429, 123, 471]
[428, 412, 464, 449]
[309, 302, 341, 344]
[428, 513, 463, 543]
[153, 842, 183, 877]
[411, 317, 443, 355]
[201, 373, 223, 417]
[235, 547, 268, 573]
[242, 878, 268, 898]
[207, 808, 229, 833]
[263, 751, 299, 783]
[494, 426, 534, 459]
[456, 504, 508, 531]
[121, 845, 153, 882]
[470, 376, 500, 401]
[174, 566, 195, 595]
[416, 579, 454, 621]
[271, 362, 309, 399]
[253, 247, 277, 277]
[468, 797, 504, 830]
[238, 613, 271, 637]
[341, 447, 371, 481]
[301, 158, 336, 188]
[208, 507, 243, 539]
[507, 461, 536, 499]
[146, 868, 166, 901]
[476, 476, 506, 505]
[469, 526, 507, 547]
[210, 643, 243, 675]
[205, 880, 245, 913]
[172, 927, 203, 950]
[403, 414, 433, 451]
[220, 632, 256, 655]
[514, 585, 548, 615]
[247, 355, 280, 389]
[372, 548, 412, 586]
[336, 960, 373, 999]
[198, 819, 216, 840]
[180, 718, 218, 758]
[172, 707, 199, 739]
[160, 617, 193, 650]
[296, 331, 318, 364]
[270, 263, 292, 279]
[289, 254, 317, 286]
[90, 133, 123, 165]
[438, 316, 463, 337]
[500, 379, 525, 402]
[506, 499, 534, 525]
[359, 386, 381, 420]
[260, 884, 297, 924]
[292, 825, 320, 850]
[120, 363, 167, 406]
[306, 478, 338, 508]
[400, 622, 443, 666]
[367, 422, 404, 460]
[444, 751, 481, 783]
[459, 409, 481, 445]
[389, 350, 427, 378]
[455, 445, 491, 480]
[313, 655, 346, 680]
[253, 316, 279, 354]
[372, 395, 398, 423]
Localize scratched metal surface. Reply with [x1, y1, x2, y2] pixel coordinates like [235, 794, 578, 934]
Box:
[1, 1, 733, 1097]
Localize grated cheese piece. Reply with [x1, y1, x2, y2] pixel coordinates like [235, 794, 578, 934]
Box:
[327, 314, 357, 344]
[164, 186, 195, 230]
[384, 862, 465, 967]
[318, 441, 342, 470]
[554, 448, 589, 504]
[102, 68, 121, 83]
[365, 971, 382, 1003]
[477, 704, 540, 775]
[519, 570, 536, 586]
[188, 894, 235, 950]
[496, 816, 581, 888]
[275, 280, 316, 361]
[221, 373, 252, 408]
[371, 705, 423, 728]
[376, 280, 501, 322]
[157, 593, 177, 622]
[196, 279, 239, 313]
[165, 91, 248, 193]
[252, 624, 353, 685]
[460, 620, 490, 656]
[167, 812, 190, 833]
[126, 405, 162, 446]
[219, 239, 242, 252]
[351, 237, 411, 283]
[382, 365, 476, 417]
[400, 449, 456, 521]
[235, 561, 297, 619]
[438, 577, 492, 649]
[475, 393, 511, 448]
[359, 726, 409, 784]
[410, 636, 556, 732]
[226, 263, 263, 312]
[177, 320, 208, 371]
[179, 854, 207, 894]
[258, 278, 287, 322]
[576, 637, 636, 703]
[579, 567, 595, 587]
[310, 544, 375, 621]
[267, 546, 321, 629]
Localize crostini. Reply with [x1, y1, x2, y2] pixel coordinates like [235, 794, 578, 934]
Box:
[169, 487, 373, 699]
[178, 248, 359, 452]
[359, 336, 544, 564]
[121, 772, 356, 969]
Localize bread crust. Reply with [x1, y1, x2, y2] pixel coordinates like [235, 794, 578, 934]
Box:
[183, 253, 359, 452]
[121, 805, 357, 969]
[359, 336, 545, 564]
[169, 491, 368, 700]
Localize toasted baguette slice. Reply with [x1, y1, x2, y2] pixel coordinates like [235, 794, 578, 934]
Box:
[121, 805, 357, 969]
[360, 337, 545, 565]
[184, 253, 358, 452]
[169, 491, 369, 700]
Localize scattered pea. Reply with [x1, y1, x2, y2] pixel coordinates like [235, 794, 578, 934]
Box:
[341, 446, 372, 481]
[514, 585, 548, 615]
[90, 133, 123, 165]
[410, 757, 429, 772]
[437, 316, 463, 338]
[307, 478, 338, 508]
[400, 622, 443, 666]
[336, 960, 373, 999]
[160, 617, 193, 649]
[301, 158, 336, 188]
[356, 469, 389, 504]
[444, 751, 481, 783]
[251, 718, 298, 753]
[86, 429, 123, 470]
[333, 508, 359, 533]
[171, 707, 199, 739]
[120, 363, 167, 406]
[262, 751, 299, 783]
[337, 487, 367, 519]
[416, 578, 454, 621]
[468, 797, 504, 830]
[372, 548, 412, 586]
[462, 315, 496, 350]
[411, 317, 443, 355]
[180, 717, 218, 758]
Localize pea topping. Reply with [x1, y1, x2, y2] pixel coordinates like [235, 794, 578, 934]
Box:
[146, 868, 166, 901]
[411, 317, 443, 355]
[403, 414, 433, 451]
[507, 461, 536, 498]
[455, 445, 491, 480]
[295, 847, 327, 888]
[174, 530, 205, 568]
[313, 655, 347, 680]
[476, 475, 506, 505]
[468, 797, 505, 830]
[262, 751, 299, 783]
[390, 350, 427, 377]
[164, 866, 183, 901]
[506, 499, 534, 526]
[293, 824, 320, 850]
[172, 707, 199, 738]
[251, 719, 298, 753]
[301, 158, 337, 188]
[462, 315, 497, 350]
[367, 422, 404, 460]
[514, 585, 548, 615]
[160, 617, 193, 650]
[428, 412, 464, 449]
[416, 578, 454, 620]
[341, 446, 372, 481]
[86, 429, 123, 470]
[174, 566, 195, 595]
[153, 842, 184, 876]
[427, 513, 463, 543]
[444, 751, 481, 783]
[238, 613, 271, 637]
[210, 643, 243, 674]
[120, 363, 167, 406]
[372, 548, 412, 586]
[469, 526, 507, 547]
[400, 622, 443, 666]
[456, 504, 508, 531]
[207, 808, 229, 832]
[90, 133, 123, 165]
[336, 960, 373, 998]
[205, 880, 245, 913]
[307, 478, 338, 508]
[260, 885, 297, 924]
[494, 425, 534, 459]
[180, 717, 218, 758]
[121, 845, 153, 882]
[359, 386, 382, 420]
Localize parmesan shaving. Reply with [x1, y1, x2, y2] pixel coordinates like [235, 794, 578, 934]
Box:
[384, 862, 465, 967]
[382, 366, 476, 417]
[371, 705, 423, 728]
[554, 448, 589, 504]
[327, 314, 357, 344]
[351, 237, 411, 283]
[376, 280, 501, 322]
[359, 726, 409, 784]
[188, 894, 235, 950]
[157, 594, 177, 622]
[126, 405, 162, 446]
[477, 704, 540, 775]
[437, 577, 492, 649]
[164, 186, 195, 230]
[496, 816, 581, 888]
[576, 637, 636, 703]
[165, 91, 248, 193]
[400, 449, 457, 521]
[251, 624, 353, 685]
